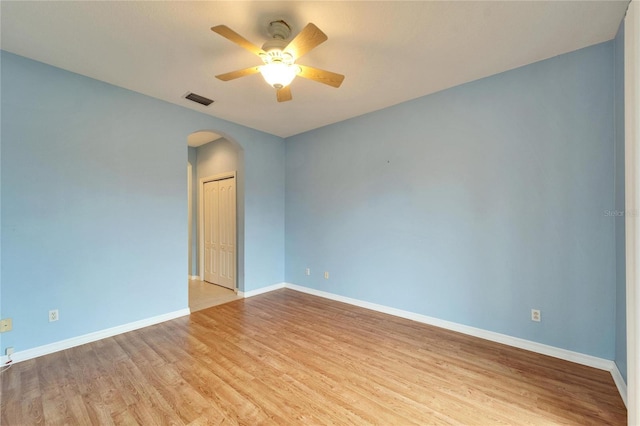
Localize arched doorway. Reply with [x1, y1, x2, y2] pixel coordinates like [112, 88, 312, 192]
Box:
[187, 130, 245, 311]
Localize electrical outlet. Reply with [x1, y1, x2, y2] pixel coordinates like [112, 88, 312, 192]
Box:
[305, 268, 311, 276]
[49, 309, 59, 322]
[531, 309, 541, 322]
[0, 318, 12, 333]
[5, 347, 14, 357]
[324, 271, 329, 279]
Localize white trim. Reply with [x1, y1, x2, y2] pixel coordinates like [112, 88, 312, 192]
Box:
[626, 2, 640, 424]
[0, 308, 190, 365]
[238, 282, 285, 299]
[240, 282, 627, 404]
[188, 162, 193, 277]
[1, 280, 629, 406]
[284, 283, 615, 371]
[611, 364, 628, 408]
[198, 171, 237, 290]
[189, 275, 200, 281]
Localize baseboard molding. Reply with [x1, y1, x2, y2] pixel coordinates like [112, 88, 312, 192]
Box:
[611, 363, 628, 408]
[282, 283, 628, 404]
[189, 275, 200, 281]
[239, 282, 285, 299]
[1, 281, 628, 406]
[284, 284, 611, 369]
[1, 308, 190, 365]
[2, 281, 288, 365]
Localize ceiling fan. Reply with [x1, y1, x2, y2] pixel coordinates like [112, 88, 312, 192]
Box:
[211, 20, 345, 102]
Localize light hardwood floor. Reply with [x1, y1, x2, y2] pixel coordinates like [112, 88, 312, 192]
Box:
[189, 279, 240, 312]
[1, 289, 626, 425]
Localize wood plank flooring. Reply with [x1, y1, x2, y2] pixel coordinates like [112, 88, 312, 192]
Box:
[1, 289, 627, 425]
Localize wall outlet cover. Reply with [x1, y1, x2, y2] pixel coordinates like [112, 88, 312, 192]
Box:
[49, 310, 59, 322]
[531, 309, 541, 322]
[0, 318, 13, 333]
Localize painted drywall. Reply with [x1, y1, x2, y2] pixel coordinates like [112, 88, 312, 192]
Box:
[285, 42, 617, 359]
[188, 146, 197, 276]
[197, 138, 241, 177]
[0, 51, 285, 354]
[0, 50, 3, 355]
[614, 22, 627, 381]
[195, 138, 246, 290]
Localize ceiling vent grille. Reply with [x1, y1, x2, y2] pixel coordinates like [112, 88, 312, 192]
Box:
[185, 92, 214, 106]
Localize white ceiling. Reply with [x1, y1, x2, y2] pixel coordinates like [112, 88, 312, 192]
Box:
[188, 131, 223, 148]
[0, 1, 629, 138]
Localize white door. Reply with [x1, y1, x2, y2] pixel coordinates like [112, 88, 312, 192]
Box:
[217, 178, 236, 289]
[203, 180, 219, 284]
[203, 177, 236, 289]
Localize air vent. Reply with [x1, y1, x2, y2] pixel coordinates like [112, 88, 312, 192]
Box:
[185, 92, 214, 106]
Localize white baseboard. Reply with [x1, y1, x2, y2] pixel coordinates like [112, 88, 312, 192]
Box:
[189, 275, 200, 281]
[239, 282, 285, 299]
[282, 283, 628, 404]
[1, 281, 628, 406]
[284, 283, 611, 369]
[1, 280, 289, 365]
[611, 363, 628, 408]
[1, 308, 190, 365]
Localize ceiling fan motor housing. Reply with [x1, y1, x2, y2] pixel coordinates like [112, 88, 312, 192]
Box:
[261, 39, 289, 56]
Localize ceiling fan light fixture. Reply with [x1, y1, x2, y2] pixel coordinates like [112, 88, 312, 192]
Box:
[212, 22, 343, 101]
[259, 62, 299, 89]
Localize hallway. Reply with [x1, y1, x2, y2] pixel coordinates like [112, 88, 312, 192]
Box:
[189, 279, 240, 312]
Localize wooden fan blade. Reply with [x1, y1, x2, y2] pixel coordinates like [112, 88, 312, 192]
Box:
[211, 25, 265, 56]
[277, 86, 292, 102]
[216, 66, 261, 81]
[284, 23, 327, 60]
[297, 64, 345, 88]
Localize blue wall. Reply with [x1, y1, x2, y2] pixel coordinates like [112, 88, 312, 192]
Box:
[285, 42, 617, 359]
[613, 23, 627, 381]
[188, 146, 198, 276]
[0, 51, 3, 355]
[1, 37, 624, 363]
[0, 51, 285, 354]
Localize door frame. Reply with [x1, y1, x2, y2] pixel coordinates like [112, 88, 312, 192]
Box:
[198, 171, 237, 291]
[188, 163, 193, 277]
[625, 1, 639, 422]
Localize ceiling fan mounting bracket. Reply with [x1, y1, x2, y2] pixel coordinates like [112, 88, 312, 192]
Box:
[261, 20, 292, 55]
[267, 20, 291, 40]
